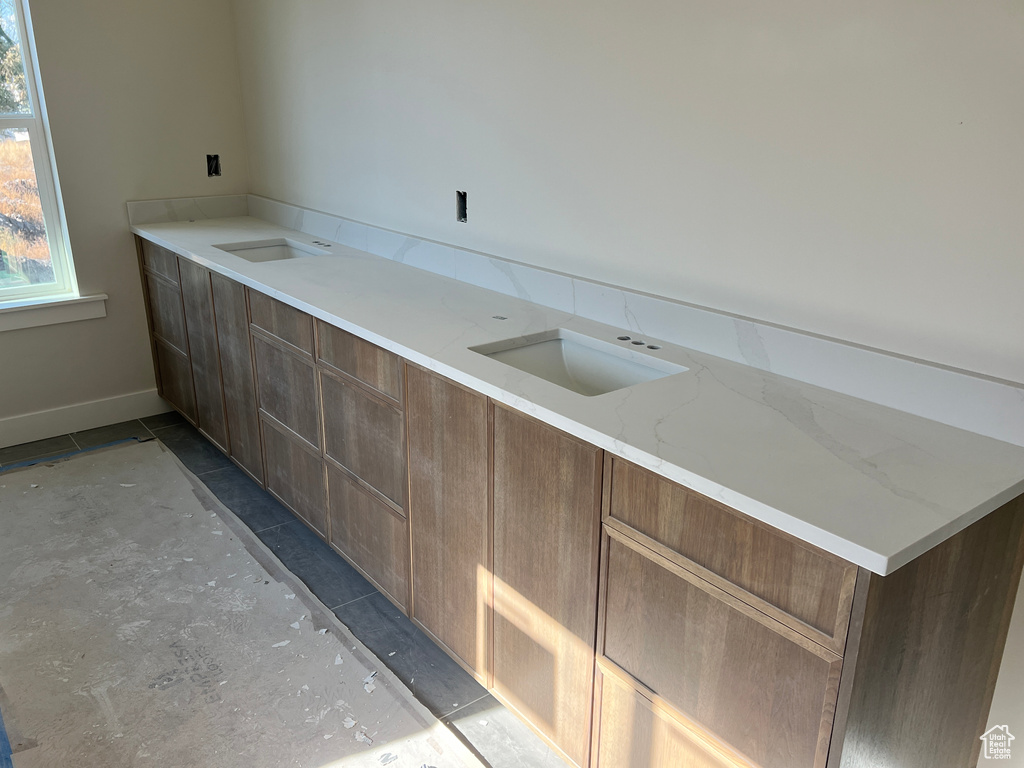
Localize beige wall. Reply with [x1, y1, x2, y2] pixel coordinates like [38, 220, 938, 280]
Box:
[0, 0, 248, 436]
[232, 0, 1024, 385]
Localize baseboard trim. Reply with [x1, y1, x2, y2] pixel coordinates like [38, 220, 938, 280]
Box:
[0, 389, 170, 449]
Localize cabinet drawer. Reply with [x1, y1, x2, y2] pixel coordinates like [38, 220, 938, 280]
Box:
[321, 371, 406, 509]
[593, 661, 754, 768]
[317, 320, 402, 403]
[328, 464, 409, 609]
[141, 240, 180, 284]
[248, 289, 313, 354]
[606, 457, 856, 647]
[253, 335, 320, 448]
[145, 273, 188, 352]
[263, 418, 326, 536]
[154, 338, 196, 424]
[601, 533, 842, 768]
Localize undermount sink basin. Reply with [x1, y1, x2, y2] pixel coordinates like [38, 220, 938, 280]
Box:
[213, 238, 329, 263]
[471, 328, 687, 396]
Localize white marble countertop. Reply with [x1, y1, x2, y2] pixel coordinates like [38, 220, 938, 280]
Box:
[132, 215, 1024, 575]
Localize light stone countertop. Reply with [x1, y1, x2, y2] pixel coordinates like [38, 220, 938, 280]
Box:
[132, 215, 1024, 575]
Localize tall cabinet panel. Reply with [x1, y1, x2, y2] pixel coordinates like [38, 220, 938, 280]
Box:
[406, 365, 491, 682]
[137, 240, 196, 424]
[210, 274, 263, 485]
[250, 291, 325, 537]
[177, 257, 228, 452]
[491, 405, 603, 768]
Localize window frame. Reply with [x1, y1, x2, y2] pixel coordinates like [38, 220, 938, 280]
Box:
[0, 0, 77, 305]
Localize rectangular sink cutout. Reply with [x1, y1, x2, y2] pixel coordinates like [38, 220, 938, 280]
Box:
[471, 328, 688, 396]
[213, 238, 329, 263]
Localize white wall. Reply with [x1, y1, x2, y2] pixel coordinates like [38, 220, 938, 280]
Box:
[232, 0, 1024, 385]
[0, 0, 248, 441]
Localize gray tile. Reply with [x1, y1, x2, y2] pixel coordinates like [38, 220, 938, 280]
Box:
[201, 465, 294, 532]
[154, 422, 234, 476]
[70, 419, 153, 449]
[140, 411, 186, 431]
[333, 591, 487, 718]
[257, 520, 377, 609]
[0, 434, 78, 467]
[445, 694, 562, 768]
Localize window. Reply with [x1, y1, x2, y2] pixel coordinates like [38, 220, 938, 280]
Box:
[0, 0, 75, 304]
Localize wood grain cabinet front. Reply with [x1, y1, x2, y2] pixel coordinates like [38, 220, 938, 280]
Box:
[320, 370, 406, 509]
[492, 405, 604, 768]
[262, 417, 326, 536]
[600, 531, 842, 768]
[405, 365, 491, 682]
[210, 274, 263, 485]
[605, 457, 857, 653]
[177, 257, 229, 453]
[327, 463, 409, 609]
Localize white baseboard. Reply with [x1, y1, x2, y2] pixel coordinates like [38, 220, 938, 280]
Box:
[0, 389, 171, 449]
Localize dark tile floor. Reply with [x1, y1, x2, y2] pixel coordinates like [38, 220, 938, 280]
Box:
[0, 414, 558, 767]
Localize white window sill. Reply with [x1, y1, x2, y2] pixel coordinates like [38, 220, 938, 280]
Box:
[0, 293, 108, 332]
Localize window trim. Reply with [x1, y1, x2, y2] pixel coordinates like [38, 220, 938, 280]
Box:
[0, 0, 77, 304]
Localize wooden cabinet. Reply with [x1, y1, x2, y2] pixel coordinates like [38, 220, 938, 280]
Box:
[592, 661, 754, 768]
[406, 365, 491, 682]
[601, 531, 841, 768]
[210, 274, 263, 484]
[249, 291, 325, 536]
[262, 418, 326, 535]
[177, 257, 229, 452]
[321, 371, 405, 509]
[136, 236, 1024, 768]
[317, 324, 410, 608]
[138, 241, 196, 423]
[594, 458, 1024, 768]
[492, 405, 603, 768]
[605, 458, 858, 653]
[327, 463, 409, 609]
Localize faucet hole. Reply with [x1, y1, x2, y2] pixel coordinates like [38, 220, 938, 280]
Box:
[631, 340, 645, 345]
[647, 345, 661, 350]
[617, 335, 631, 341]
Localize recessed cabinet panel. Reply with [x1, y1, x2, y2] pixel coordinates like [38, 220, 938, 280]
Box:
[253, 334, 320, 449]
[178, 258, 228, 452]
[262, 417, 326, 536]
[248, 290, 313, 354]
[153, 338, 196, 424]
[141, 240, 180, 284]
[327, 463, 409, 609]
[145, 273, 188, 353]
[602, 534, 842, 768]
[321, 371, 405, 508]
[211, 274, 263, 484]
[406, 366, 490, 680]
[317, 320, 403, 403]
[492, 405, 603, 768]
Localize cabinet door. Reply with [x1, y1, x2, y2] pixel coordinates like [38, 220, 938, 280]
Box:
[252, 333, 320, 449]
[328, 463, 409, 609]
[406, 365, 491, 681]
[321, 370, 405, 508]
[211, 274, 263, 485]
[153, 338, 196, 423]
[601, 532, 842, 768]
[263, 417, 326, 536]
[492, 405, 603, 768]
[178, 257, 228, 452]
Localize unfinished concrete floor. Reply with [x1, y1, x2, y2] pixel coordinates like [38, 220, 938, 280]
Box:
[0, 414, 561, 768]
